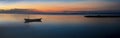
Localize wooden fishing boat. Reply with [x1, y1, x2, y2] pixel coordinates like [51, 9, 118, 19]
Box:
[24, 18, 42, 23]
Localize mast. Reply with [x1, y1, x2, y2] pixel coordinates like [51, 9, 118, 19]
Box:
[26, 9, 30, 19]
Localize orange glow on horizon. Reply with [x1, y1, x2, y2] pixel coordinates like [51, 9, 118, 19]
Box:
[0, 1, 118, 12]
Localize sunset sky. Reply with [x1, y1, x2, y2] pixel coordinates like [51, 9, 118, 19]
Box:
[0, 0, 120, 12]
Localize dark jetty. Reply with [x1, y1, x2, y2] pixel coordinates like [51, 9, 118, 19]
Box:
[84, 15, 120, 18]
[24, 18, 42, 23]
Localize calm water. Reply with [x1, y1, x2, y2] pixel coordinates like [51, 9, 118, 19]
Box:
[0, 14, 120, 38]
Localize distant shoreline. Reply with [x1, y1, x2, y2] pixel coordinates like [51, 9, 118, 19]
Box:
[0, 13, 120, 16]
[0, 13, 85, 15]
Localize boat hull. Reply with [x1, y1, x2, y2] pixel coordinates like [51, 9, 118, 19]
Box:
[24, 18, 42, 23]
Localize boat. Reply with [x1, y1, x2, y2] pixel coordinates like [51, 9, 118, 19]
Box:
[24, 11, 42, 23]
[24, 18, 42, 23]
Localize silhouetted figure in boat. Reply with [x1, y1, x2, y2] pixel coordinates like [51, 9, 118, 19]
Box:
[24, 18, 42, 23]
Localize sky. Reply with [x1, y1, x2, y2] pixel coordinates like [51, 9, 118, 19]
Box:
[0, 0, 120, 12]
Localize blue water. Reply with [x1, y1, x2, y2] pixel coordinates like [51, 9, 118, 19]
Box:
[0, 14, 120, 38]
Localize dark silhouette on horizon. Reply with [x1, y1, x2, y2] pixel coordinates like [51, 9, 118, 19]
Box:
[84, 15, 120, 18]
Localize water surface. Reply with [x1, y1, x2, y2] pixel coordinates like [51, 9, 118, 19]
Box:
[0, 14, 120, 38]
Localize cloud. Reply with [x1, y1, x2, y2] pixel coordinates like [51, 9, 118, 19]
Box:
[0, 0, 83, 2]
[0, 0, 120, 3]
